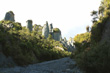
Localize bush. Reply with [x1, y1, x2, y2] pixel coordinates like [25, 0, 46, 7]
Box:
[53, 28, 60, 32]
[74, 41, 110, 73]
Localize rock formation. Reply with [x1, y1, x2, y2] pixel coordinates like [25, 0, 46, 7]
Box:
[49, 23, 54, 38]
[42, 21, 49, 39]
[60, 37, 75, 52]
[41, 22, 75, 52]
[67, 37, 75, 52]
[49, 23, 53, 33]
[4, 11, 15, 22]
[53, 28, 61, 41]
[26, 20, 33, 31]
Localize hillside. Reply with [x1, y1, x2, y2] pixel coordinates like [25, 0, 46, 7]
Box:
[71, 0, 110, 73]
[0, 11, 72, 67]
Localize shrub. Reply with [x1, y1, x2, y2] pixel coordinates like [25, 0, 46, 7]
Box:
[53, 28, 60, 32]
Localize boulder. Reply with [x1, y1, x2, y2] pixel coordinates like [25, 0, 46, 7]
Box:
[4, 11, 15, 22]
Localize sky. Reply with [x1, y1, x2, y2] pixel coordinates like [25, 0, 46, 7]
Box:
[0, 0, 101, 40]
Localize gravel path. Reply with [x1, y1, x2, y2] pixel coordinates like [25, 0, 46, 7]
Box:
[0, 57, 82, 73]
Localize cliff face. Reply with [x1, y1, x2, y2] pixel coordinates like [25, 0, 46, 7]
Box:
[4, 11, 15, 22]
[100, 17, 110, 43]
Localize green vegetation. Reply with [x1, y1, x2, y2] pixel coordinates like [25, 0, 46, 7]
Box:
[91, 15, 109, 43]
[71, 32, 91, 57]
[0, 20, 71, 66]
[71, 0, 110, 73]
[8, 11, 14, 15]
[53, 28, 60, 32]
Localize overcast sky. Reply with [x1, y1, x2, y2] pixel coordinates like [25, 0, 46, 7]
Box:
[0, 0, 101, 39]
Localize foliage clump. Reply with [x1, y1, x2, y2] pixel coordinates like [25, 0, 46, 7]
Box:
[53, 28, 60, 32]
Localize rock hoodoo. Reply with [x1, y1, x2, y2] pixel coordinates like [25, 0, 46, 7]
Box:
[26, 20, 33, 31]
[42, 22, 62, 41]
[49, 23, 54, 38]
[53, 28, 61, 41]
[49, 23, 53, 33]
[42, 21, 49, 39]
[4, 11, 15, 22]
[42, 22, 75, 52]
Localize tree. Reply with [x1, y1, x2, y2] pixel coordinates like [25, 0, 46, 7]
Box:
[91, 10, 98, 23]
[86, 25, 90, 32]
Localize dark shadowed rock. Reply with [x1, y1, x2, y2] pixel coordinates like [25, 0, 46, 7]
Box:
[4, 11, 15, 22]
[26, 20, 33, 31]
[53, 28, 61, 41]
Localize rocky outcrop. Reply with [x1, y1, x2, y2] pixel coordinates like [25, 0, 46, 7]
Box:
[4, 11, 15, 22]
[53, 28, 61, 41]
[42, 22, 62, 41]
[41, 22, 75, 52]
[53, 32, 61, 41]
[26, 20, 33, 31]
[42, 21, 49, 39]
[49, 23, 53, 33]
[67, 37, 75, 52]
[60, 37, 75, 52]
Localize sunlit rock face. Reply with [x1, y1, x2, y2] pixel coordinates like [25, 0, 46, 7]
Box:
[26, 20, 33, 31]
[42, 21, 49, 39]
[42, 22, 62, 41]
[4, 11, 15, 22]
[67, 37, 76, 52]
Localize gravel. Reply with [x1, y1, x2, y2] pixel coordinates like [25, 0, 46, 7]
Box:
[0, 57, 82, 73]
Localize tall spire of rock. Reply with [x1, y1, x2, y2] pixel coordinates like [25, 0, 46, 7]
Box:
[42, 21, 49, 38]
[26, 20, 33, 31]
[49, 23, 53, 33]
[4, 11, 15, 22]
